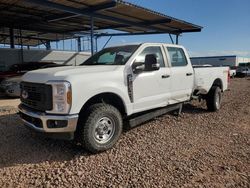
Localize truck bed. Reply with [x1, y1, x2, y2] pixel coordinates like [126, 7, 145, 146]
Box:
[193, 66, 229, 94]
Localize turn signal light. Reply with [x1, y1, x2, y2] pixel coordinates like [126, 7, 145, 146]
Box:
[67, 90, 72, 105]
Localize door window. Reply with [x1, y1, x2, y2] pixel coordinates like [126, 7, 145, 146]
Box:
[167, 47, 188, 67]
[135, 46, 165, 67]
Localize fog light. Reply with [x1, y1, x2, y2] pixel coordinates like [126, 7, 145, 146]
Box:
[47, 120, 68, 128]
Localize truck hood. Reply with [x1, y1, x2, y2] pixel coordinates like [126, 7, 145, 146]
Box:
[22, 65, 122, 83]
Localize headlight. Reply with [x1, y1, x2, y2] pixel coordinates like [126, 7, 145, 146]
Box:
[46, 81, 72, 114]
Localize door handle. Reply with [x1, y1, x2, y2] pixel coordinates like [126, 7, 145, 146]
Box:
[162, 74, 170, 78]
[186, 73, 193, 76]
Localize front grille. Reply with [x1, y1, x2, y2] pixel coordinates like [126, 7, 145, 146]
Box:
[20, 82, 52, 111]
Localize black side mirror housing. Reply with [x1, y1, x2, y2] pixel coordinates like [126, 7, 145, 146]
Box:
[144, 54, 160, 71]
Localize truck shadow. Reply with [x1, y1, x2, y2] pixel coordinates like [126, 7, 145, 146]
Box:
[0, 112, 89, 168]
[124, 102, 209, 132]
[182, 103, 208, 114]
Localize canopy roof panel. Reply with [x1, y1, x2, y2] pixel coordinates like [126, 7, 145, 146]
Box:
[0, 0, 202, 46]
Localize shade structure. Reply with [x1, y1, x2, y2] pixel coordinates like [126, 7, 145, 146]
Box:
[0, 0, 202, 46]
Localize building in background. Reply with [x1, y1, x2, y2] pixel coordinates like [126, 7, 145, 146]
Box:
[0, 48, 91, 72]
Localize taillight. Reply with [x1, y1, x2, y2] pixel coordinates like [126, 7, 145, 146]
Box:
[227, 69, 230, 83]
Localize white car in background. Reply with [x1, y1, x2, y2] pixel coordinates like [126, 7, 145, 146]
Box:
[0, 64, 69, 97]
[236, 66, 250, 77]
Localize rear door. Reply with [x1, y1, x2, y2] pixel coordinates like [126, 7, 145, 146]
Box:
[132, 45, 171, 113]
[165, 46, 194, 104]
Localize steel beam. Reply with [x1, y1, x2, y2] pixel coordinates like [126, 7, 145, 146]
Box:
[46, 1, 117, 22]
[105, 18, 172, 28]
[90, 19, 173, 31]
[62, 18, 174, 34]
[0, 33, 59, 42]
[95, 31, 168, 38]
[178, 29, 202, 33]
[24, 0, 174, 33]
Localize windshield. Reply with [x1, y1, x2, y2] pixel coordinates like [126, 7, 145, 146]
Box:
[80, 45, 139, 66]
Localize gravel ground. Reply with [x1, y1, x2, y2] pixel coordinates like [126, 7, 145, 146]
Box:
[0, 78, 249, 187]
[0, 93, 20, 108]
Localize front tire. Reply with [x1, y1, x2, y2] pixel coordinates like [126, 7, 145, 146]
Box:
[77, 103, 123, 153]
[206, 86, 222, 112]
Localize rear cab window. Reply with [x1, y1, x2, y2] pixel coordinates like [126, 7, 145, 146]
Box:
[166, 47, 188, 67]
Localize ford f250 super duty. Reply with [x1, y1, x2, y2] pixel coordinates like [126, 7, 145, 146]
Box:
[18, 43, 229, 153]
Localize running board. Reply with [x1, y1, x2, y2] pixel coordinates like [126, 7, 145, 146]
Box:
[128, 103, 183, 128]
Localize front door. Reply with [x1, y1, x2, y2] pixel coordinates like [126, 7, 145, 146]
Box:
[132, 46, 171, 113]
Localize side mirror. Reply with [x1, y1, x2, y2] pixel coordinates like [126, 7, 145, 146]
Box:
[144, 54, 160, 71]
[132, 62, 145, 74]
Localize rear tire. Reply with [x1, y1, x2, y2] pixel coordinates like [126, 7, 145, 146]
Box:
[206, 86, 222, 112]
[76, 103, 123, 153]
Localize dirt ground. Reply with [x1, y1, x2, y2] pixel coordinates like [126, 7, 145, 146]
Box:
[0, 95, 19, 108]
[0, 78, 249, 187]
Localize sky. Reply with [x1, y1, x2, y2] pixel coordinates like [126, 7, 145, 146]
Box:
[1, 0, 249, 57]
[97, 0, 250, 57]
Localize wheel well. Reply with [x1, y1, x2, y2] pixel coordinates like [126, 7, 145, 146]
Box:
[212, 78, 223, 91]
[79, 93, 127, 117]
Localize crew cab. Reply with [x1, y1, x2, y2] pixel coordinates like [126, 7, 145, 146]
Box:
[18, 43, 229, 153]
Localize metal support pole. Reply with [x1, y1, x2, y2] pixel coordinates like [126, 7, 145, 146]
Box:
[169, 34, 174, 44]
[102, 36, 112, 49]
[9, 28, 14, 48]
[176, 34, 179, 44]
[95, 36, 98, 52]
[56, 34, 58, 50]
[90, 16, 94, 55]
[46, 41, 51, 50]
[77, 37, 81, 52]
[82, 37, 84, 51]
[19, 29, 24, 63]
[63, 33, 65, 50]
[70, 39, 73, 51]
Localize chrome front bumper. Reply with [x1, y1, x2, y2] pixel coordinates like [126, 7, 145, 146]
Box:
[18, 104, 79, 133]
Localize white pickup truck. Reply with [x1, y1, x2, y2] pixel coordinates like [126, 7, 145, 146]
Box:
[19, 43, 229, 153]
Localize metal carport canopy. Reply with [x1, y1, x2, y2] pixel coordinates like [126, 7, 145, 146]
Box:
[0, 0, 203, 52]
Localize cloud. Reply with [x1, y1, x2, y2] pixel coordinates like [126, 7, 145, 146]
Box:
[189, 50, 250, 57]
